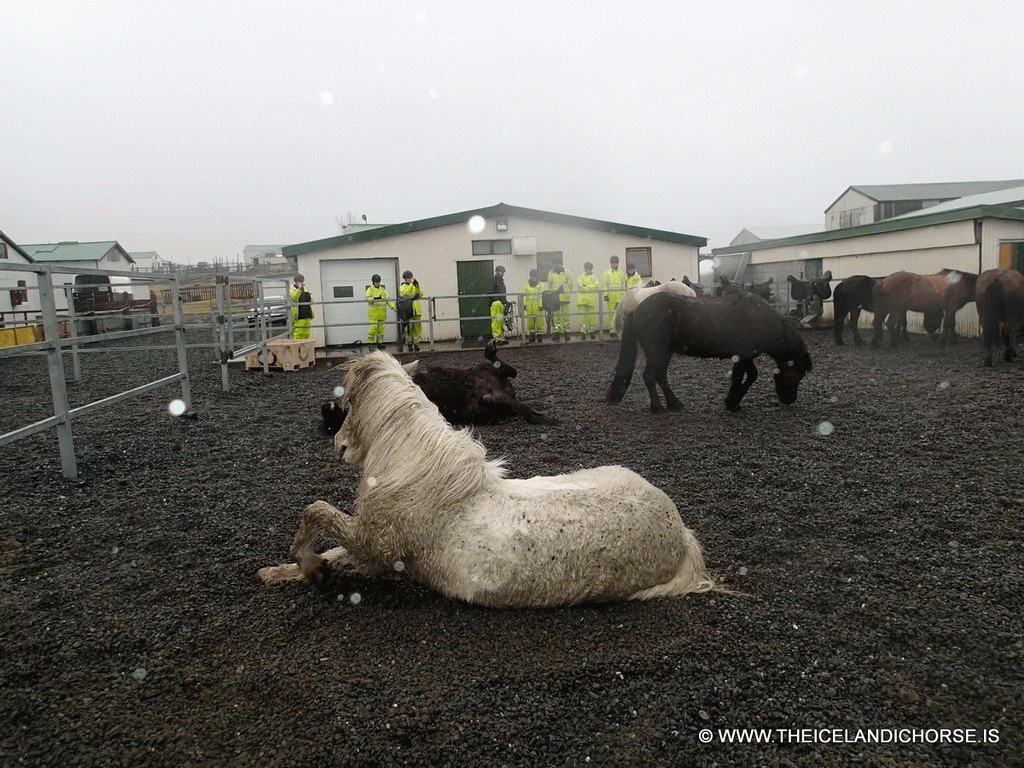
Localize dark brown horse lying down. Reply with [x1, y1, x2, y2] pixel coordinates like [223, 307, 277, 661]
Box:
[606, 291, 812, 412]
[323, 340, 557, 430]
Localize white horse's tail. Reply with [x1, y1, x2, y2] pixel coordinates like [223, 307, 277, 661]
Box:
[628, 530, 715, 600]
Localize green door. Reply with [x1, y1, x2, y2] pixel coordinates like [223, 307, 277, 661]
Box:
[457, 260, 493, 339]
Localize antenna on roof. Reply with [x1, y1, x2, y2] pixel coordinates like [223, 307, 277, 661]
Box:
[362, 214, 367, 223]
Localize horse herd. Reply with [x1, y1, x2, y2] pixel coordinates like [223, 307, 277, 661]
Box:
[260, 267, 1024, 608]
[833, 268, 1024, 368]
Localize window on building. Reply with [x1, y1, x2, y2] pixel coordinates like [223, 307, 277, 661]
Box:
[11, 280, 27, 306]
[536, 251, 564, 276]
[838, 209, 865, 228]
[0, 243, 8, 259]
[471, 239, 513, 256]
[624, 247, 652, 277]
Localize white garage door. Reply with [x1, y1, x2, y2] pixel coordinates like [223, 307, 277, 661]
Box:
[319, 258, 399, 346]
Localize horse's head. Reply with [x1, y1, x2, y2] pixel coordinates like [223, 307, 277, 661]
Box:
[321, 401, 346, 436]
[320, 399, 360, 463]
[773, 350, 813, 405]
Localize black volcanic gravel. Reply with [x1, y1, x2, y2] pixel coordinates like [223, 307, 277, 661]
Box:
[1, 329, 1022, 767]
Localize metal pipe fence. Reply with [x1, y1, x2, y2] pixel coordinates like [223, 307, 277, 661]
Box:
[0, 262, 192, 480]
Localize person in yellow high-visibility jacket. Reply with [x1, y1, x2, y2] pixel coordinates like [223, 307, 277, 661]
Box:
[365, 274, 395, 349]
[546, 262, 573, 341]
[522, 269, 547, 343]
[602, 256, 627, 337]
[489, 265, 509, 343]
[625, 262, 645, 290]
[576, 261, 600, 340]
[289, 274, 314, 340]
[398, 270, 424, 351]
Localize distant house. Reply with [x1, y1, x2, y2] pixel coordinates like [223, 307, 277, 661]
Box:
[0, 231, 37, 323]
[242, 245, 292, 269]
[285, 202, 706, 348]
[21, 241, 139, 311]
[825, 179, 1024, 230]
[729, 225, 821, 248]
[130, 251, 175, 273]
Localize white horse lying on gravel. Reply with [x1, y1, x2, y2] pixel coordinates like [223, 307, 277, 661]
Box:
[614, 280, 697, 335]
[258, 351, 714, 608]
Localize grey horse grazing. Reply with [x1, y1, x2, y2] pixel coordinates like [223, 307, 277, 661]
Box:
[259, 351, 715, 607]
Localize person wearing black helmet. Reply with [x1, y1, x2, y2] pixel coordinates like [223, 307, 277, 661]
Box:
[398, 270, 424, 351]
[365, 274, 395, 349]
[289, 274, 314, 340]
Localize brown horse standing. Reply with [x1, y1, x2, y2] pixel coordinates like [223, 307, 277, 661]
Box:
[976, 268, 1024, 366]
[870, 269, 978, 348]
[834, 275, 942, 346]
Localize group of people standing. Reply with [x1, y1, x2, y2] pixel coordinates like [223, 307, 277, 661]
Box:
[290, 255, 645, 347]
[365, 271, 424, 351]
[491, 255, 645, 343]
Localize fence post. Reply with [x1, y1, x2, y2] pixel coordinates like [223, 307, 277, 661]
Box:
[38, 268, 77, 480]
[169, 278, 194, 412]
[63, 282, 83, 382]
[215, 275, 231, 393]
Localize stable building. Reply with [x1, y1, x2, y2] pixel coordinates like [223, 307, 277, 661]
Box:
[712, 188, 1024, 336]
[284, 203, 706, 348]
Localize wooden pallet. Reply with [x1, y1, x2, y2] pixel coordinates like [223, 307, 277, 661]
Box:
[245, 339, 316, 371]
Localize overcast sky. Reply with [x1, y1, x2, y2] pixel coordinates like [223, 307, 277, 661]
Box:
[4, 1, 1022, 264]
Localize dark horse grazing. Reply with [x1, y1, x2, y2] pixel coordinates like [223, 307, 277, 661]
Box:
[871, 269, 978, 348]
[323, 340, 557, 429]
[976, 268, 1024, 366]
[606, 291, 812, 412]
[833, 275, 941, 346]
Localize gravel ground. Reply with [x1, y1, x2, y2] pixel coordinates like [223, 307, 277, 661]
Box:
[1, 328, 1022, 767]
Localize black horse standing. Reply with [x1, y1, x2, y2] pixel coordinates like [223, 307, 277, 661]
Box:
[606, 291, 812, 412]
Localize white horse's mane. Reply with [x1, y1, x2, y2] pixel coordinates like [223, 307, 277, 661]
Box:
[339, 352, 507, 511]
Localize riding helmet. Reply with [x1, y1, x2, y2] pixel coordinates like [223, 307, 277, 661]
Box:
[402, 270, 413, 279]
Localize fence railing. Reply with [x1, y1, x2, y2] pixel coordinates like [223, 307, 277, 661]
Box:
[0, 262, 192, 480]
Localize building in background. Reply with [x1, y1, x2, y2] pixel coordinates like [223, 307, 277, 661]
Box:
[285, 202, 706, 348]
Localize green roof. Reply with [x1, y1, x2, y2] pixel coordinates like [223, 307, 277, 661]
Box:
[283, 202, 706, 257]
[22, 241, 135, 264]
[712, 205, 1024, 256]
